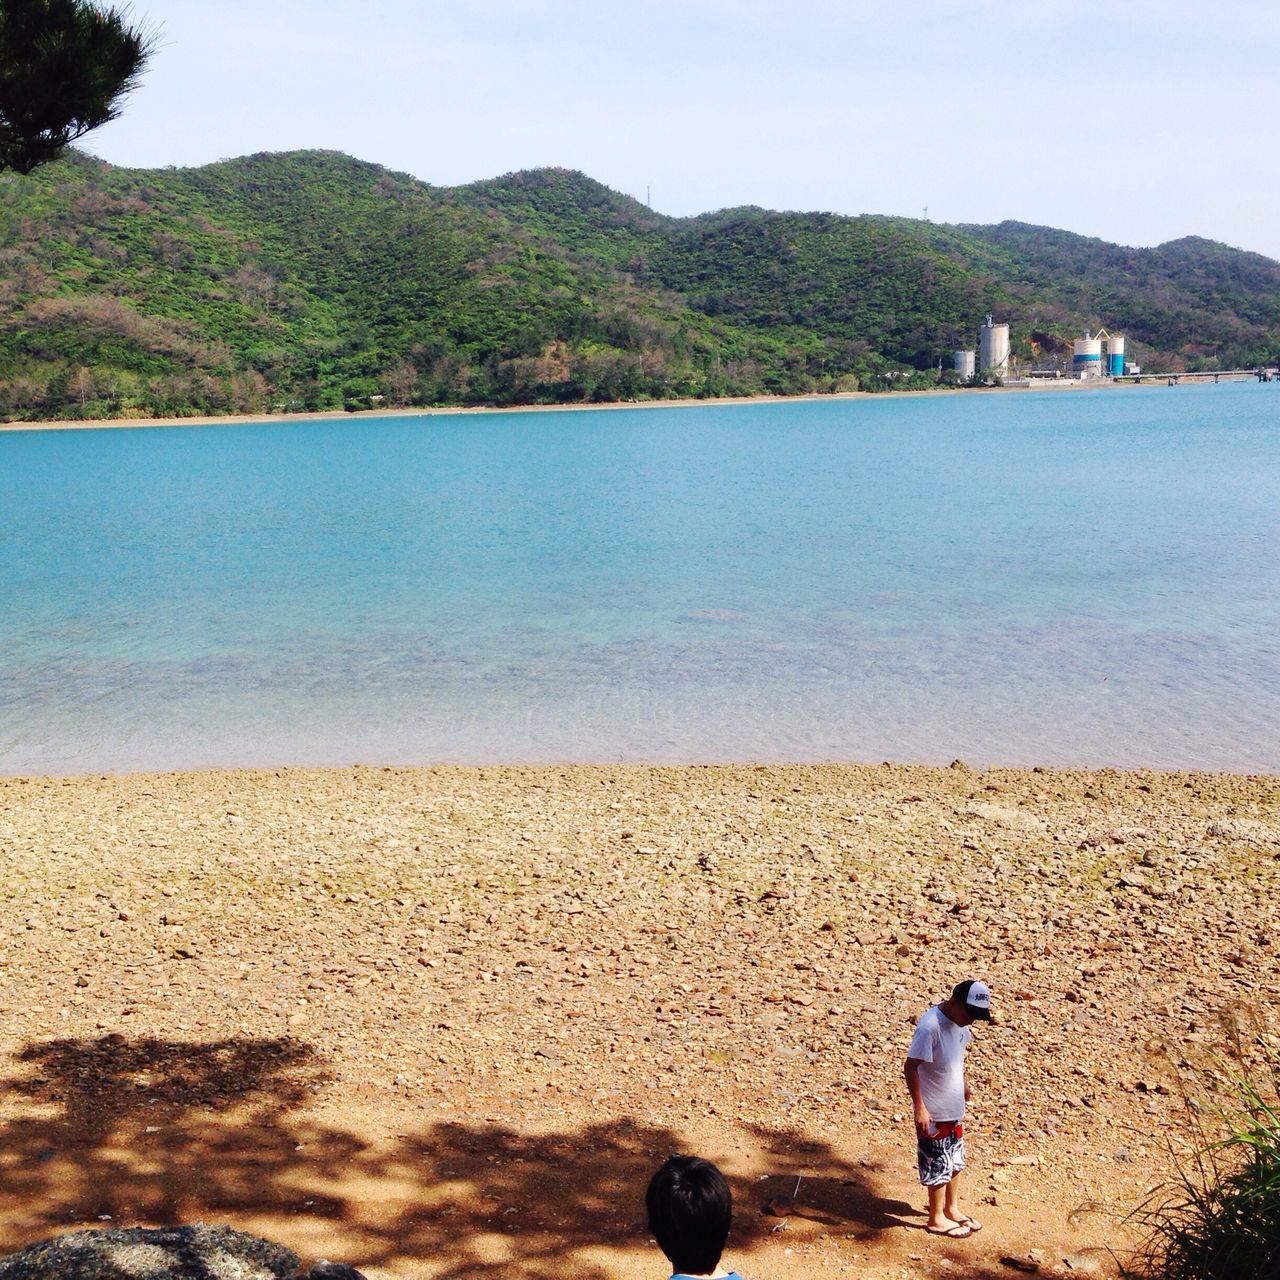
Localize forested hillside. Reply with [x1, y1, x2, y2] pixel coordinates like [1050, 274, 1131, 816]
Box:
[1, 151, 1277, 421]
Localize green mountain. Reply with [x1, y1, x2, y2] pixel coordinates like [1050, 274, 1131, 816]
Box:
[1, 151, 1277, 421]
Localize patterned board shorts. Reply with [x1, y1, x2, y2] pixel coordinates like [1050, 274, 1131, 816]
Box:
[917, 1131, 966, 1186]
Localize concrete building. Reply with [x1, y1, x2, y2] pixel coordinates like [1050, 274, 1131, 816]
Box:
[979, 315, 1010, 377]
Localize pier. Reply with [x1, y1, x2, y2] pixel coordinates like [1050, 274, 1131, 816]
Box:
[1115, 368, 1278, 385]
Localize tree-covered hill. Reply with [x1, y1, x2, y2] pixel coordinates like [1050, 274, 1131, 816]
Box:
[954, 222, 1280, 365]
[453, 170, 1280, 376]
[1, 150, 1276, 421]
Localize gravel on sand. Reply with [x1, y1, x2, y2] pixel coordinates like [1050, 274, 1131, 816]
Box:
[0, 763, 1276, 1280]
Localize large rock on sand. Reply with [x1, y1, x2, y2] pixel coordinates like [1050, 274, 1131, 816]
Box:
[0, 1224, 357, 1280]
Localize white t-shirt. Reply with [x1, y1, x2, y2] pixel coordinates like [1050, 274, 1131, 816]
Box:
[906, 1005, 972, 1123]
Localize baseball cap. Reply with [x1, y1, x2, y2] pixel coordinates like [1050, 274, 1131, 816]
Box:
[953, 978, 993, 1021]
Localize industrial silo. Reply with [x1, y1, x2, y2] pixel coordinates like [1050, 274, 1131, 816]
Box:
[1107, 333, 1126, 377]
[1073, 334, 1103, 379]
[979, 316, 1010, 375]
[954, 350, 976, 378]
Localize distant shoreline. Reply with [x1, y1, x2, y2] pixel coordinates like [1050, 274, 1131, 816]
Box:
[0, 377, 1147, 434]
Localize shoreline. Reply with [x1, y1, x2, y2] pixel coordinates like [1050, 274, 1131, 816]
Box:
[5, 757, 1278, 785]
[0, 377, 1144, 434]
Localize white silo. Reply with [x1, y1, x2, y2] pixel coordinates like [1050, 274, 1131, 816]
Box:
[979, 315, 1010, 375]
[1073, 334, 1103, 379]
[1107, 334, 1126, 377]
[954, 350, 976, 378]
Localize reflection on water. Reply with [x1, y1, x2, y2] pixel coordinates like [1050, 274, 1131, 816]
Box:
[2, 383, 1279, 773]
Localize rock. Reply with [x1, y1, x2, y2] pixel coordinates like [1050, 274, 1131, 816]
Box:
[1206, 817, 1277, 842]
[306, 1265, 367, 1280]
[1000, 1256, 1041, 1273]
[1062, 1254, 1102, 1274]
[0, 1225, 299, 1280]
[965, 802, 1043, 833]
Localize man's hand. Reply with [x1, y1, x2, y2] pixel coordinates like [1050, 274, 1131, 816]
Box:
[904, 1057, 933, 1139]
[913, 1105, 934, 1140]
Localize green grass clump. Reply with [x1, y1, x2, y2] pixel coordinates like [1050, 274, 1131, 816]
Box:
[1127, 1049, 1280, 1280]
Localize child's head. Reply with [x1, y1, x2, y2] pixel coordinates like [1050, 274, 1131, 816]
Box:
[645, 1155, 732, 1276]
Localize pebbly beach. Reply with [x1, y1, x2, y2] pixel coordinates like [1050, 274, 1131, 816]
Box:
[0, 761, 1275, 1279]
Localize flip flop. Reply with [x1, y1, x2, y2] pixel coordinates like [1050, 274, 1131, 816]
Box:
[926, 1223, 972, 1238]
[954, 1216, 983, 1233]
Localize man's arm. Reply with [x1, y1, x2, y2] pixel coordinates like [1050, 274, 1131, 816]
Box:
[904, 1057, 932, 1139]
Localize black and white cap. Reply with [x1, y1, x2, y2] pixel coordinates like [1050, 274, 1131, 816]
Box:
[953, 978, 993, 1020]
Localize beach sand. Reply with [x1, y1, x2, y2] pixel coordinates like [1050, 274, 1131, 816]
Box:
[0, 379, 1152, 434]
[0, 762, 1276, 1279]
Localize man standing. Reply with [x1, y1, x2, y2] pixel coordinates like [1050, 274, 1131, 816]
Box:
[903, 978, 992, 1238]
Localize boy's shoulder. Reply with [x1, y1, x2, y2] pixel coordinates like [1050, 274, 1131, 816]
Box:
[913, 1003, 942, 1031]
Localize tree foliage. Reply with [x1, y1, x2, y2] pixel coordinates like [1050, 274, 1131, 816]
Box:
[0, 152, 1277, 421]
[0, 0, 154, 174]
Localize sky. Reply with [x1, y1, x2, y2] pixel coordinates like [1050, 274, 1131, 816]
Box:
[84, 0, 1280, 259]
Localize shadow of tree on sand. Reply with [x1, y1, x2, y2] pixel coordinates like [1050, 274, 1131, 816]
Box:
[0, 1036, 1013, 1279]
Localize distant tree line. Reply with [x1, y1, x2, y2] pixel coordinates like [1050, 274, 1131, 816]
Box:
[1, 153, 1277, 421]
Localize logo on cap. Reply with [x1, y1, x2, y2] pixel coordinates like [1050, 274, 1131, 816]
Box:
[955, 978, 993, 1019]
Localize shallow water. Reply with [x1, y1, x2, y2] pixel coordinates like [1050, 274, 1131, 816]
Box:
[2, 383, 1278, 773]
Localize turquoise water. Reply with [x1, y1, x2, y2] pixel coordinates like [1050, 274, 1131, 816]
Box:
[2, 382, 1278, 774]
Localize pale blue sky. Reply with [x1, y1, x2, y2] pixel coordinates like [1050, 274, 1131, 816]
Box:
[86, 0, 1280, 258]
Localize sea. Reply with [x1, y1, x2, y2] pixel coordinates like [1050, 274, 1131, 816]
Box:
[2, 381, 1278, 775]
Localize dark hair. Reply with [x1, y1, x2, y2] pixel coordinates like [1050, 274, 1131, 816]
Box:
[645, 1155, 732, 1275]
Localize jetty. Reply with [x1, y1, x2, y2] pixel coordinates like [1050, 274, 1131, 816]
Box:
[1115, 367, 1278, 385]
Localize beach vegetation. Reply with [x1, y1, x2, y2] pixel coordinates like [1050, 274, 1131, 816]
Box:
[1125, 1038, 1280, 1280]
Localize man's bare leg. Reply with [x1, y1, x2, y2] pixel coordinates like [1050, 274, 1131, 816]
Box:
[926, 1183, 958, 1231]
[942, 1172, 961, 1223]
[943, 1173, 981, 1232]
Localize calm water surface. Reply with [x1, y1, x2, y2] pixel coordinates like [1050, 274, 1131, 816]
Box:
[2, 383, 1278, 773]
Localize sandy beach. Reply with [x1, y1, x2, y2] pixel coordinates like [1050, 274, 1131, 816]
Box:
[0, 378, 1159, 434]
[0, 762, 1276, 1279]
